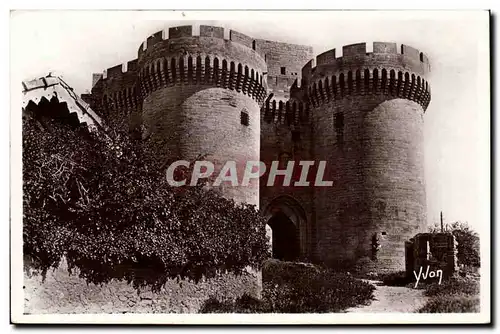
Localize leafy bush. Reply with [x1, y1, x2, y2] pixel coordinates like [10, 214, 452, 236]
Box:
[23, 114, 269, 292]
[261, 258, 321, 283]
[424, 276, 480, 297]
[265, 261, 374, 313]
[200, 260, 375, 313]
[199, 297, 235, 313]
[429, 221, 480, 268]
[418, 276, 480, 313]
[200, 294, 270, 313]
[418, 294, 480, 313]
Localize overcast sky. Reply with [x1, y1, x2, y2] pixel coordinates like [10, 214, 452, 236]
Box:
[11, 10, 490, 232]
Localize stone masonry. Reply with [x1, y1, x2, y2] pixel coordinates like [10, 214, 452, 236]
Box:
[81, 25, 432, 273]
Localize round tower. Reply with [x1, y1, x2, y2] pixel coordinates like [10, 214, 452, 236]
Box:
[138, 25, 268, 205]
[302, 42, 431, 272]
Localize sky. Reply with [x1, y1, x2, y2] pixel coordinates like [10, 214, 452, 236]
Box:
[11, 10, 490, 232]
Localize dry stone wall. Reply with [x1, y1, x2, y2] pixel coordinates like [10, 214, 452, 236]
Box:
[24, 259, 261, 314]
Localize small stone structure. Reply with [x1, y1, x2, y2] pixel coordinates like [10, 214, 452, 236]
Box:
[405, 233, 458, 279]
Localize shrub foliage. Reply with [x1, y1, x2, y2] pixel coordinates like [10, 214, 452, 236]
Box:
[429, 221, 480, 268]
[424, 276, 480, 298]
[418, 294, 480, 313]
[23, 115, 269, 291]
[200, 260, 375, 313]
[200, 294, 271, 313]
[418, 276, 480, 313]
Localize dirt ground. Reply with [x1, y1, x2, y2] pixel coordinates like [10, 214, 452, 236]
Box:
[345, 280, 428, 313]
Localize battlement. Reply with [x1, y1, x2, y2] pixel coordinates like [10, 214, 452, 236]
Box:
[136, 25, 268, 104]
[92, 58, 140, 115]
[301, 42, 432, 111]
[301, 42, 431, 85]
[138, 25, 265, 58]
[106, 64, 124, 78]
[313, 42, 430, 69]
[91, 25, 272, 118]
[103, 59, 139, 80]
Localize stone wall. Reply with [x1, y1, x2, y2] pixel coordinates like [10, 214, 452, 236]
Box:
[24, 259, 261, 314]
[90, 59, 141, 132]
[255, 39, 313, 102]
[259, 102, 315, 259]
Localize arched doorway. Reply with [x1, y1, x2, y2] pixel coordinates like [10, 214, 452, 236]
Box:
[264, 196, 307, 262]
[267, 211, 299, 261]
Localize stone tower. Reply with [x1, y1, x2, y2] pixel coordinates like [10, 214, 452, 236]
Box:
[300, 42, 431, 271]
[138, 25, 268, 205]
[87, 25, 268, 206]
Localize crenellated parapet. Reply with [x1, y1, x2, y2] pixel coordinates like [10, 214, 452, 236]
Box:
[92, 59, 140, 116]
[301, 42, 431, 111]
[136, 25, 268, 105]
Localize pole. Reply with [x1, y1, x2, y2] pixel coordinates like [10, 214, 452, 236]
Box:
[440, 211, 444, 232]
